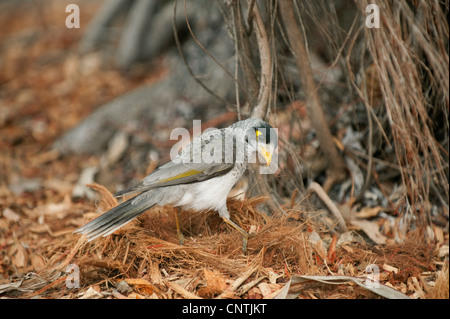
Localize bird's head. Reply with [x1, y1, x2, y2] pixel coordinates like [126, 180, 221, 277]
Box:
[232, 118, 278, 167]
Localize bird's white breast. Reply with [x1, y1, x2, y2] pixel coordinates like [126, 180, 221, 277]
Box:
[173, 164, 246, 215]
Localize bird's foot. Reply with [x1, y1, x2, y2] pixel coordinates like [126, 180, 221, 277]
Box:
[222, 217, 250, 254]
[177, 231, 185, 246]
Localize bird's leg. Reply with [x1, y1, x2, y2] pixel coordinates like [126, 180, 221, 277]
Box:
[174, 208, 184, 246]
[222, 217, 249, 253]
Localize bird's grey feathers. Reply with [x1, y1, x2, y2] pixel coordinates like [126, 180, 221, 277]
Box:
[74, 193, 155, 241]
[116, 128, 238, 197]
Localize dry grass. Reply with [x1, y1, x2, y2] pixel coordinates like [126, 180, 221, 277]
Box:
[9, 189, 441, 299]
[426, 264, 449, 299]
[353, 0, 449, 223]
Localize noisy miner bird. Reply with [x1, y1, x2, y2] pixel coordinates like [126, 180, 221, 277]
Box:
[75, 118, 278, 252]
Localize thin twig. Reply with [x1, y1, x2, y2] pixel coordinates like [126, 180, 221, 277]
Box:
[216, 265, 258, 299]
[172, 0, 232, 108]
[246, 0, 256, 33]
[165, 280, 202, 299]
[182, 0, 243, 91]
[307, 182, 347, 232]
[231, 4, 241, 121]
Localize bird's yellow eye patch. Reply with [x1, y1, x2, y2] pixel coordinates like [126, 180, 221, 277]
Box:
[256, 130, 263, 140]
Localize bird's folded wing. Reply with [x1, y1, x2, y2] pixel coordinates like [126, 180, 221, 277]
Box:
[115, 161, 235, 197]
[116, 128, 237, 197]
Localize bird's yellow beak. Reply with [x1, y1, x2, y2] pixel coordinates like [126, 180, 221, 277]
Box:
[259, 145, 272, 166]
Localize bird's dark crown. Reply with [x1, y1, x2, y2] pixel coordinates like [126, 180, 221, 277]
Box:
[251, 121, 274, 144]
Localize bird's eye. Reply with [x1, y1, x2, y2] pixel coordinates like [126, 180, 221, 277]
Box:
[256, 129, 264, 142]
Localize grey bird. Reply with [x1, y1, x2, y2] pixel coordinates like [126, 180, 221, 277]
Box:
[74, 118, 278, 252]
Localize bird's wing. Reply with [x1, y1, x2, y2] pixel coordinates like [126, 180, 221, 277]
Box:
[115, 129, 236, 197]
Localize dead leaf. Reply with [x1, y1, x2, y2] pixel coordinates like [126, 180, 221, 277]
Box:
[433, 226, 444, 244]
[79, 285, 103, 299]
[247, 287, 263, 299]
[28, 149, 60, 165]
[30, 194, 71, 219]
[12, 244, 27, 268]
[124, 278, 157, 295]
[327, 233, 338, 263]
[257, 282, 272, 297]
[382, 264, 399, 274]
[165, 280, 202, 299]
[274, 275, 411, 299]
[112, 289, 130, 299]
[355, 206, 383, 219]
[197, 269, 227, 297]
[341, 244, 354, 254]
[30, 254, 46, 271]
[102, 131, 129, 167]
[3, 208, 20, 222]
[351, 219, 387, 244]
[72, 166, 98, 200]
[149, 261, 163, 285]
[438, 245, 449, 258]
[29, 224, 48, 234]
[127, 292, 146, 299]
[313, 239, 327, 259]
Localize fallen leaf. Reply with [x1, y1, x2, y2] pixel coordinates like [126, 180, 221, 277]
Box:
[355, 206, 383, 219]
[257, 282, 272, 297]
[274, 275, 410, 299]
[127, 292, 146, 299]
[30, 254, 46, 271]
[382, 263, 399, 274]
[72, 166, 98, 200]
[433, 226, 444, 244]
[438, 245, 449, 258]
[197, 269, 227, 297]
[165, 280, 202, 299]
[102, 131, 129, 167]
[124, 278, 157, 295]
[327, 233, 338, 263]
[30, 195, 71, 218]
[351, 219, 387, 244]
[3, 208, 20, 222]
[267, 270, 280, 285]
[247, 287, 263, 299]
[12, 244, 27, 268]
[79, 285, 103, 299]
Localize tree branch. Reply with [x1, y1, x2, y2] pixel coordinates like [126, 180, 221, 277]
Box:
[278, 0, 346, 192]
[249, 1, 272, 120]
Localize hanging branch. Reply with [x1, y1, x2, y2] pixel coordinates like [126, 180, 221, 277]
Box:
[231, 0, 259, 114]
[278, 0, 346, 192]
[248, 1, 273, 120]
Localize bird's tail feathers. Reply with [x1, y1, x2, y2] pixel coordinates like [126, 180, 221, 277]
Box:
[74, 194, 155, 241]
